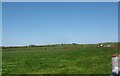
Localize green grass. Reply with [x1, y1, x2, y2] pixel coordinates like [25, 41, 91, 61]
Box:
[2, 45, 119, 74]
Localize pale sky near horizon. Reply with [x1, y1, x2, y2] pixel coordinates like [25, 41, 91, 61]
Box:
[2, 0, 120, 2]
[2, 2, 118, 46]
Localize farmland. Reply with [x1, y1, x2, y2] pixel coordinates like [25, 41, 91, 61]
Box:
[2, 44, 119, 74]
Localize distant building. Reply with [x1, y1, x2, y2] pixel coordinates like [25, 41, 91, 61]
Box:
[98, 44, 103, 47]
[100, 44, 103, 47]
[107, 44, 111, 47]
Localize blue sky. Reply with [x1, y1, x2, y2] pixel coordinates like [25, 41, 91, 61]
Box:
[0, 2, 2, 46]
[2, 2, 118, 46]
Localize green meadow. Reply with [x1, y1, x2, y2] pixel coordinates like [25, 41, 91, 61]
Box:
[2, 44, 119, 74]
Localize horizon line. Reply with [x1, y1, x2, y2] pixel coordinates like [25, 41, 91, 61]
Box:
[1, 41, 119, 47]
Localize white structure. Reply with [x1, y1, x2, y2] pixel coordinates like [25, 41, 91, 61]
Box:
[107, 44, 111, 47]
[100, 44, 103, 47]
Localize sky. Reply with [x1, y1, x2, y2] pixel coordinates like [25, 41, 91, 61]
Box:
[2, 0, 120, 2]
[0, 2, 2, 46]
[2, 2, 118, 46]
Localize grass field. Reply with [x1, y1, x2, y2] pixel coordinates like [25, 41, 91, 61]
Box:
[2, 44, 119, 74]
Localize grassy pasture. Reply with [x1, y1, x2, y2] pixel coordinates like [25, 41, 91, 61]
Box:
[2, 44, 119, 74]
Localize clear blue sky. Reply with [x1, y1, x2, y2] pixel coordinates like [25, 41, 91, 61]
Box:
[2, 2, 118, 46]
